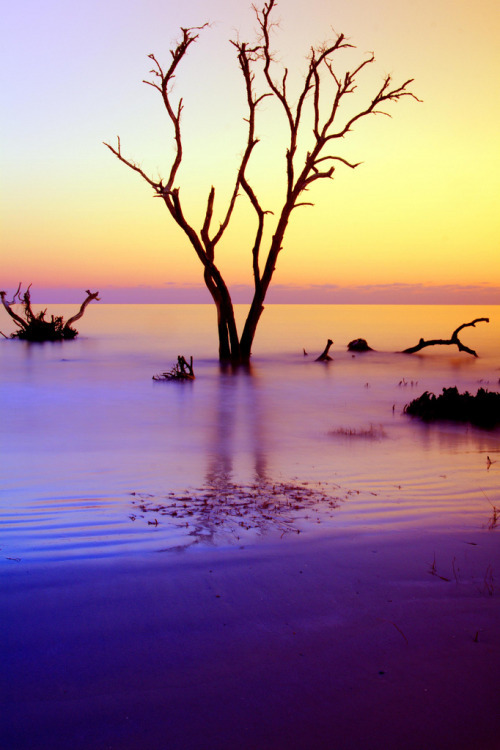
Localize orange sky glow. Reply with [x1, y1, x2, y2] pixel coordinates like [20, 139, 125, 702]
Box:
[2, 0, 499, 303]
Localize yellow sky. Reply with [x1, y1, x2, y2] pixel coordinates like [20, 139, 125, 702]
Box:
[1, 0, 499, 302]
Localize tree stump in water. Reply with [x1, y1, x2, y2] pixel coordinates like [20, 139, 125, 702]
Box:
[315, 339, 334, 361]
[347, 338, 373, 352]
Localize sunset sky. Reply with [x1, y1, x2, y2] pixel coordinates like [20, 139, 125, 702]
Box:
[2, 0, 499, 303]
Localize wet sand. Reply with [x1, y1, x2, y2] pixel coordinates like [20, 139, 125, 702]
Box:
[3, 527, 499, 750]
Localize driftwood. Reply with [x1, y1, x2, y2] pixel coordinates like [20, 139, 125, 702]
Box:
[315, 339, 334, 361]
[341, 319, 488, 357]
[347, 338, 373, 352]
[0, 285, 100, 341]
[153, 356, 195, 381]
[402, 318, 489, 358]
[404, 387, 500, 428]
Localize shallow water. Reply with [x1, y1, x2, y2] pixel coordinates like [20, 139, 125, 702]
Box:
[2, 304, 500, 750]
[1, 304, 499, 562]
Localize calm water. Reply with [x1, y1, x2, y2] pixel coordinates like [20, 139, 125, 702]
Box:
[1, 304, 499, 562]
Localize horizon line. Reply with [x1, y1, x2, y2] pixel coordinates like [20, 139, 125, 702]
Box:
[6, 282, 497, 306]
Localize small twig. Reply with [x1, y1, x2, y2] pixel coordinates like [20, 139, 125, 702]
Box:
[387, 620, 409, 645]
[481, 564, 494, 596]
[428, 553, 451, 582]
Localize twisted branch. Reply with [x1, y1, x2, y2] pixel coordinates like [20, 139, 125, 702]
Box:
[64, 290, 101, 332]
[402, 318, 489, 357]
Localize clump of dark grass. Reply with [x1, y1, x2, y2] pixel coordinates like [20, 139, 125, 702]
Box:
[479, 490, 500, 529]
[328, 424, 386, 440]
[404, 387, 500, 428]
[487, 505, 500, 530]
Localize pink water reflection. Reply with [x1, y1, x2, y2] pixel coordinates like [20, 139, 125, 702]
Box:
[1, 304, 498, 559]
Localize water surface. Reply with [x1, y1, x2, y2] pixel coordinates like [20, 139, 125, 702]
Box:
[1, 304, 499, 562]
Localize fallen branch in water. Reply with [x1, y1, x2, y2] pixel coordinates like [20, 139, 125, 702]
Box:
[401, 318, 489, 357]
[153, 355, 195, 381]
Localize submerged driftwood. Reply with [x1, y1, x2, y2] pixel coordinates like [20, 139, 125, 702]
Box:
[315, 339, 334, 361]
[153, 356, 195, 381]
[347, 338, 373, 352]
[0, 284, 99, 341]
[343, 319, 489, 357]
[401, 318, 489, 358]
[404, 387, 500, 428]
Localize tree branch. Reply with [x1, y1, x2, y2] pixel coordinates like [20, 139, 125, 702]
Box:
[325, 76, 419, 142]
[402, 318, 489, 357]
[230, 39, 274, 288]
[103, 137, 160, 191]
[64, 291, 101, 332]
[314, 155, 361, 169]
[201, 186, 216, 259]
[0, 288, 28, 330]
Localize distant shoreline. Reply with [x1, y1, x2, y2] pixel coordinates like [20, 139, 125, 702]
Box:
[10, 297, 500, 306]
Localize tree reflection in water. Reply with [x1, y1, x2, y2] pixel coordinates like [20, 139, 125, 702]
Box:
[130, 366, 349, 548]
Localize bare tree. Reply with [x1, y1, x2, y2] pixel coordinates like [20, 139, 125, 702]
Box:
[105, 0, 417, 363]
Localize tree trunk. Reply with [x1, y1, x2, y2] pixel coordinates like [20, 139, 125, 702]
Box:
[239, 295, 265, 363]
[239, 207, 293, 362]
[216, 309, 232, 362]
[215, 292, 240, 363]
[204, 266, 241, 363]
